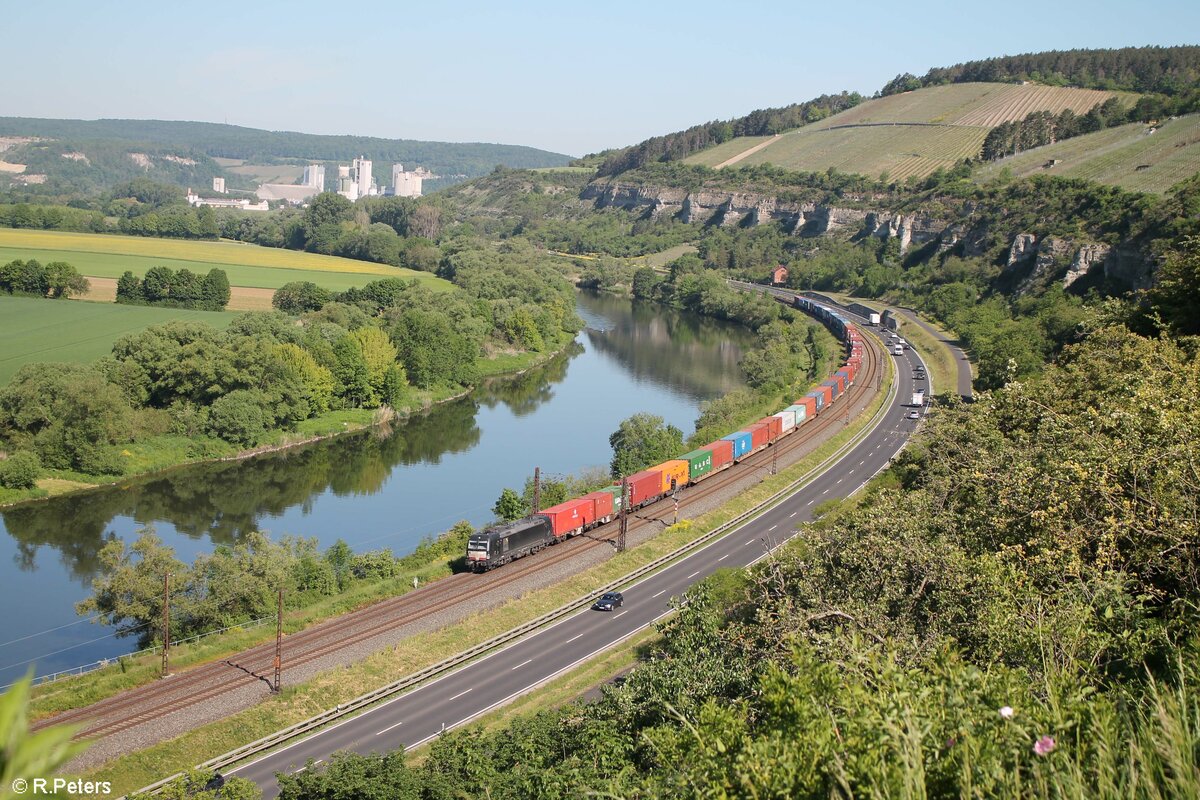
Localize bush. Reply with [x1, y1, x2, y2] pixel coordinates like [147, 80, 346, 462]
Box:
[206, 390, 267, 446]
[0, 451, 40, 489]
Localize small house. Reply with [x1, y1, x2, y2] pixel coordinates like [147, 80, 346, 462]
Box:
[770, 265, 789, 285]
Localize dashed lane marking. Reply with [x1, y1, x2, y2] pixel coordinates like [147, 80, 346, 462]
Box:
[789, 512, 797, 518]
[510, 659, 532, 671]
[448, 688, 473, 702]
[376, 721, 403, 736]
[768, 525, 777, 531]
[717, 553, 729, 561]
[687, 571, 700, 580]
[613, 610, 628, 619]
[652, 589, 666, 598]
[565, 633, 584, 644]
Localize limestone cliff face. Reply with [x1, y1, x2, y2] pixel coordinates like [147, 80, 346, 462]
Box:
[580, 181, 1157, 289]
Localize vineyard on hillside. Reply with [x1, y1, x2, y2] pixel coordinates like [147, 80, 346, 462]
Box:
[975, 114, 1200, 194]
[685, 82, 1133, 181]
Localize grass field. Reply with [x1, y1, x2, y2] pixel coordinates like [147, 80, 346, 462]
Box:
[974, 113, 1200, 195]
[686, 82, 1133, 182]
[0, 296, 236, 384]
[0, 229, 451, 291]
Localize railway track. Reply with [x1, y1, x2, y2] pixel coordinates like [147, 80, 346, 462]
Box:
[35, 323, 884, 743]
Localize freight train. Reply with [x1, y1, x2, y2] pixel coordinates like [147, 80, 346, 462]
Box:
[466, 297, 865, 572]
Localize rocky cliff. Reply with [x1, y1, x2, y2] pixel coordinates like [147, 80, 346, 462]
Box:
[581, 180, 1156, 290]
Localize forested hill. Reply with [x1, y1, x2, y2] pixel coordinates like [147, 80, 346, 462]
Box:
[0, 117, 572, 194]
[887, 44, 1200, 96]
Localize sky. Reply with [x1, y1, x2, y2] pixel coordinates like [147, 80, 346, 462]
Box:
[2, 0, 1197, 157]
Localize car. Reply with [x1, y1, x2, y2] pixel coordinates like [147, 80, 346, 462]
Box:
[906, 411, 920, 420]
[913, 373, 925, 380]
[592, 591, 624, 611]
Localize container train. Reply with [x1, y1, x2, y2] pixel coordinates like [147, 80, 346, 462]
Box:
[466, 296, 866, 572]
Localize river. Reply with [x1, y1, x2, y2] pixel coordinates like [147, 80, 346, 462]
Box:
[0, 291, 757, 686]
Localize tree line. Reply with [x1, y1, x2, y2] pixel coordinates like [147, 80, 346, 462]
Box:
[0, 258, 89, 298]
[116, 266, 230, 310]
[980, 95, 1178, 161]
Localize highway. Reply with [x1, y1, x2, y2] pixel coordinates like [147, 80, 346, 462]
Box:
[895, 307, 973, 400]
[231, 311, 927, 798]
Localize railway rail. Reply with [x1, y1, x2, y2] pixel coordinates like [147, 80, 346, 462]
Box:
[35, 309, 883, 746]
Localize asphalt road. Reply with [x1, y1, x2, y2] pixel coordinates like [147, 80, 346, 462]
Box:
[233, 317, 927, 798]
[895, 307, 973, 401]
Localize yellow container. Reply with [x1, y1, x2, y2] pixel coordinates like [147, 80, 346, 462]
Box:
[651, 460, 689, 494]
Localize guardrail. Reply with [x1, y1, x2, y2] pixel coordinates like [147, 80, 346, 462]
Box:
[123, 323, 897, 799]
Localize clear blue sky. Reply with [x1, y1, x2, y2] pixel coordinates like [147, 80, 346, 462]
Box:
[3, 0, 1196, 156]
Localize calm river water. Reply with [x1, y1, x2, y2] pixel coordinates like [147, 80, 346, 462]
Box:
[0, 291, 756, 685]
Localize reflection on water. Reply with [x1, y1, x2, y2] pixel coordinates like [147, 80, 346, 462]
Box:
[0, 291, 756, 681]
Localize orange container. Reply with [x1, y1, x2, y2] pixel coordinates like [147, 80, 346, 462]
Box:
[649, 460, 689, 493]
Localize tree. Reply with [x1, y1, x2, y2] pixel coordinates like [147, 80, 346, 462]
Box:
[0, 451, 40, 490]
[75, 527, 189, 641]
[0, 259, 49, 296]
[273, 343, 335, 414]
[1149, 236, 1200, 336]
[273, 281, 332, 314]
[631, 267, 662, 299]
[609, 413, 685, 478]
[43, 261, 89, 298]
[493, 488, 526, 521]
[332, 335, 376, 407]
[350, 327, 399, 399]
[303, 192, 354, 250]
[141, 265, 174, 302]
[206, 390, 268, 446]
[201, 269, 231, 311]
[116, 270, 144, 303]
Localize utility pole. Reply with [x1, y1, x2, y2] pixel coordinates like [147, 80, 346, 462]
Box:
[673, 490, 679, 526]
[771, 429, 778, 476]
[160, 573, 171, 678]
[618, 478, 628, 553]
[532, 466, 540, 513]
[272, 587, 283, 693]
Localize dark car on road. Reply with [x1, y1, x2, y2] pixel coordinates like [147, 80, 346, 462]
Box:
[592, 591, 623, 611]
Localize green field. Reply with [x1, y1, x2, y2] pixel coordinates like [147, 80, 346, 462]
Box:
[0, 296, 236, 384]
[0, 229, 451, 291]
[686, 82, 1133, 181]
[974, 113, 1200, 194]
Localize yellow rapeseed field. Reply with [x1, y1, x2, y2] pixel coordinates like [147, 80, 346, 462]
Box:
[0, 229, 398, 276]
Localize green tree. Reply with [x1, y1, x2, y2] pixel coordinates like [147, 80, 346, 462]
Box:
[273, 343, 335, 415]
[115, 270, 144, 303]
[1149, 235, 1200, 336]
[206, 390, 267, 446]
[493, 488, 526, 521]
[332, 335, 376, 407]
[43, 261, 89, 299]
[273, 281, 332, 314]
[609, 413, 685, 478]
[201, 268, 231, 311]
[0, 452, 40, 490]
[350, 327, 399, 399]
[75, 527, 189, 641]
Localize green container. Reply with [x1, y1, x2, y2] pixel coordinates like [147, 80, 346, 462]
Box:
[599, 484, 625, 513]
[681, 448, 714, 483]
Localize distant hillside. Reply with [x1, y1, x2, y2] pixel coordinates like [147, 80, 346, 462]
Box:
[0, 117, 572, 196]
[975, 113, 1200, 195]
[683, 83, 1129, 182]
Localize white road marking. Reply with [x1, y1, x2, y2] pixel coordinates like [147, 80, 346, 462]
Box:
[613, 610, 627, 619]
[717, 554, 729, 561]
[293, 759, 323, 773]
[376, 721, 403, 736]
[821, 488, 829, 495]
[836, 478, 844, 484]
[687, 571, 700, 579]
[768, 525, 777, 531]
[652, 589, 666, 598]
[448, 688, 473, 702]
[565, 633, 584, 644]
[789, 512, 797, 518]
[510, 659, 532, 671]
[858, 460, 865, 466]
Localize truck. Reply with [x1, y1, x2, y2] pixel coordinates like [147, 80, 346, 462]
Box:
[868, 312, 881, 325]
[911, 391, 925, 407]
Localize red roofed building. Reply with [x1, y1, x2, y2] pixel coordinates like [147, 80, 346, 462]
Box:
[770, 265, 789, 285]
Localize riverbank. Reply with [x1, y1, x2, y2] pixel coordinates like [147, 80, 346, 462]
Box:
[0, 334, 576, 511]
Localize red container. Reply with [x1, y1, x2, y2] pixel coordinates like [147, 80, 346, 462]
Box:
[701, 439, 734, 470]
[837, 368, 853, 387]
[624, 468, 665, 507]
[757, 415, 784, 440]
[744, 422, 770, 450]
[794, 396, 817, 419]
[541, 497, 598, 537]
[841, 364, 856, 382]
[581, 490, 615, 521]
[833, 374, 847, 393]
[816, 385, 833, 405]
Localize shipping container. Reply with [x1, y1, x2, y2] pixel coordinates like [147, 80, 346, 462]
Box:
[541, 497, 598, 537]
[680, 448, 715, 483]
[596, 484, 625, 514]
[701, 439, 734, 470]
[756, 415, 784, 441]
[806, 389, 826, 411]
[744, 422, 770, 451]
[624, 469, 664, 508]
[837, 367, 853, 386]
[648, 460, 689, 494]
[822, 378, 842, 399]
[721, 431, 753, 460]
[784, 404, 808, 427]
[794, 396, 817, 419]
[582, 490, 616, 522]
[816, 385, 834, 405]
[774, 410, 797, 433]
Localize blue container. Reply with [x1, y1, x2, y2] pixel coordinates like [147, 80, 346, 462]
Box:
[836, 368, 852, 387]
[822, 379, 841, 399]
[806, 390, 825, 410]
[721, 431, 752, 460]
